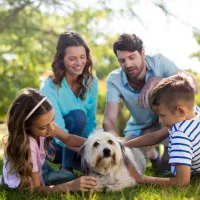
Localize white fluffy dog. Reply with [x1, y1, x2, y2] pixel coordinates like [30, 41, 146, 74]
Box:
[80, 129, 147, 191]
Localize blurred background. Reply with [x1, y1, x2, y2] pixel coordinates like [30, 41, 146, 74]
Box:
[0, 0, 200, 142]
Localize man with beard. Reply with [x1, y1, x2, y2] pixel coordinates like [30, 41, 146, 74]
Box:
[103, 33, 198, 173]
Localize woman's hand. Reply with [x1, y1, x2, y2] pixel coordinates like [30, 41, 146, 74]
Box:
[69, 176, 97, 192]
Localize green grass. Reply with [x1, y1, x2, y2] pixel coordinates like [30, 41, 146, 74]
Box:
[1, 162, 200, 200]
[1, 124, 200, 199]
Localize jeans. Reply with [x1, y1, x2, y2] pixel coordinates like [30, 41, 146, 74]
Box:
[47, 109, 86, 170]
[42, 161, 75, 186]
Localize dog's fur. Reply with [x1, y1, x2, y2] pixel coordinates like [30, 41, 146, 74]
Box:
[80, 129, 147, 191]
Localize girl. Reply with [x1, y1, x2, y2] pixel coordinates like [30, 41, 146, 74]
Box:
[40, 31, 98, 172]
[2, 88, 97, 193]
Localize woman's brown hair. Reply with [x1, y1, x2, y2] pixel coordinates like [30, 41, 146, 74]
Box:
[49, 31, 94, 100]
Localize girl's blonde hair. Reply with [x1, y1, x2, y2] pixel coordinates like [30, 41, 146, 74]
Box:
[5, 88, 54, 190]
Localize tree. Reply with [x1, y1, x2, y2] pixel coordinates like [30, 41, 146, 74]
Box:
[0, 0, 116, 117]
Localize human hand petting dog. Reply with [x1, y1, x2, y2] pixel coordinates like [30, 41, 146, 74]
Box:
[68, 176, 97, 192]
[56, 176, 97, 192]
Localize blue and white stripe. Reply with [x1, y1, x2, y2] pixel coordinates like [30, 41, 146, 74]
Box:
[168, 107, 200, 175]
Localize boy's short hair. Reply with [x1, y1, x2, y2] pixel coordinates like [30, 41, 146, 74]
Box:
[113, 33, 143, 56]
[149, 73, 195, 113]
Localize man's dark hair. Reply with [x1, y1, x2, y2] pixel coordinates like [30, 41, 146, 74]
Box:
[113, 33, 143, 56]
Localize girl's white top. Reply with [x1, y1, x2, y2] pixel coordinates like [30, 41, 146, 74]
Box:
[3, 136, 46, 188]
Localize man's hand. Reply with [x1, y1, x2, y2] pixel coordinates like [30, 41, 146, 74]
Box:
[137, 77, 163, 108]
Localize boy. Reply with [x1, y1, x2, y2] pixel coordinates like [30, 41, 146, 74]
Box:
[125, 73, 200, 186]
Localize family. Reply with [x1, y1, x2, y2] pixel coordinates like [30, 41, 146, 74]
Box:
[2, 31, 200, 192]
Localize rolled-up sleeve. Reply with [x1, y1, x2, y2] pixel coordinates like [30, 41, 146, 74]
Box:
[169, 131, 192, 166]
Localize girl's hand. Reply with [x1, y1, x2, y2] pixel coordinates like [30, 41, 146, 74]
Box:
[69, 176, 97, 192]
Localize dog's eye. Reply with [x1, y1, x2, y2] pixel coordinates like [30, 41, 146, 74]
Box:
[93, 142, 99, 147]
[108, 140, 113, 145]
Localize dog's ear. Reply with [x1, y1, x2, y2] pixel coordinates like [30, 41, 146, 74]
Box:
[79, 144, 85, 157]
[79, 145, 90, 175]
[81, 159, 90, 175]
[118, 141, 129, 167]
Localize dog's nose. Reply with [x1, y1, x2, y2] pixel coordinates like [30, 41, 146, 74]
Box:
[103, 148, 111, 157]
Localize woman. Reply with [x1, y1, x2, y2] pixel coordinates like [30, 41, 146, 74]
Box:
[40, 31, 98, 172]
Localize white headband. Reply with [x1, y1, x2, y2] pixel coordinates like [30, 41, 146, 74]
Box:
[25, 97, 48, 121]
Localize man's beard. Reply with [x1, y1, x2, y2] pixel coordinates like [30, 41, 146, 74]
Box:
[126, 60, 146, 81]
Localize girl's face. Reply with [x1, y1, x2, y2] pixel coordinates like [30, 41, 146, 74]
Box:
[29, 109, 55, 139]
[63, 45, 87, 77]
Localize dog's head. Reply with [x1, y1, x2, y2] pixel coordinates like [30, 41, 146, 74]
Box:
[80, 129, 129, 174]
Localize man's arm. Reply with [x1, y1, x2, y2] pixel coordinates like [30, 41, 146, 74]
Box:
[124, 126, 169, 147]
[103, 102, 119, 137]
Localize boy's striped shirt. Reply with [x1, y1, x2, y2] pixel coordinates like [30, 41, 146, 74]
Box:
[168, 107, 200, 175]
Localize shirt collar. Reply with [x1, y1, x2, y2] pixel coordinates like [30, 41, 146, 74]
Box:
[121, 57, 151, 87]
[172, 111, 200, 132]
[122, 70, 129, 86]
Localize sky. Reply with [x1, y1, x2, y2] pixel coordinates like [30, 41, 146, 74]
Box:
[43, 0, 200, 73]
[106, 0, 200, 73]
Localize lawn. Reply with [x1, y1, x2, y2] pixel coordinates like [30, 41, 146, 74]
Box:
[0, 124, 200, 200]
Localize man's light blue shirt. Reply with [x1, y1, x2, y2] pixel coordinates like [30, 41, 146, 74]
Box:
[40, 76, 98, 147]
[106, 54, 178, 136]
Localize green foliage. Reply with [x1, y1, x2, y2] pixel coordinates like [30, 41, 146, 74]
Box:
[190, 32, 200, 61]
[186, 69, 200, 107]
[190, 33, 200, 107]
[0, 0, 118, 117]
[0, 1, 61, 115]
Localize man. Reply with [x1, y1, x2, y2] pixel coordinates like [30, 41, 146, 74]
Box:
[103, 33, 198, 172]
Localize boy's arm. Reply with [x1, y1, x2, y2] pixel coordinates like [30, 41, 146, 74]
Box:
[128, 162, 191, 187]
[53, 124, 86, 147]
[124, 126, 169, 147]
[140, 165, 191, 187]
